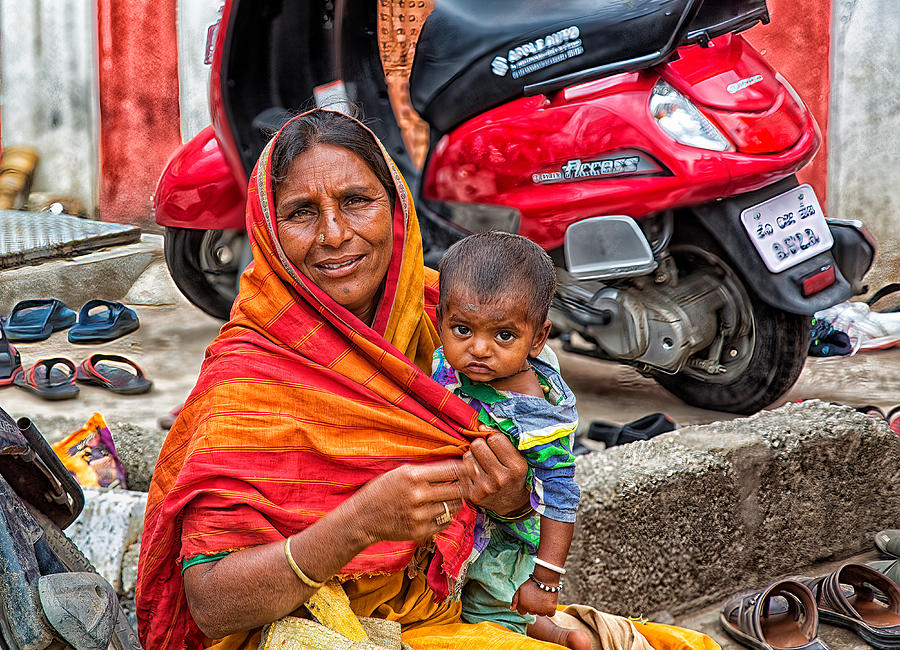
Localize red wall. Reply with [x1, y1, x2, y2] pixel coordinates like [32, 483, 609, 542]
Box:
[746, 0, 831, 206]
[96, 0, 182, 225]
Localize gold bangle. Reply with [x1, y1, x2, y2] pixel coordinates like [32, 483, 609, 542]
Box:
[284, 537, 326, 589]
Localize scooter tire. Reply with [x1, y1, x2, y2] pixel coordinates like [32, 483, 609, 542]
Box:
[653, 294, 808, 414]
[25, 502, 143, 650]
[164, 227, 241, 321]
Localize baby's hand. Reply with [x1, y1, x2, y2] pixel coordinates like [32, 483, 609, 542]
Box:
[511, 576, 559, 617]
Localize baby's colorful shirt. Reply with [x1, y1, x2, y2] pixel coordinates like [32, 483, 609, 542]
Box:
[432, 346, 580, 553]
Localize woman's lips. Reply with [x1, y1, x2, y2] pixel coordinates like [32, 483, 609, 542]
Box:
[314, 255, 364, 277]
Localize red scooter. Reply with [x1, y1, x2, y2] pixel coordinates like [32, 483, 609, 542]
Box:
[155, 0, 875, 414]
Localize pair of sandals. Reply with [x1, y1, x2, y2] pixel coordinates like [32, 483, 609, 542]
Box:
[10, 354, 152, 401]
[720, 563, 900, 650]
[5, 299, 139, 343]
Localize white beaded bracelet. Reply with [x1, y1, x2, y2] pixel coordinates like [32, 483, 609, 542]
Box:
[534, 557, 567, 575]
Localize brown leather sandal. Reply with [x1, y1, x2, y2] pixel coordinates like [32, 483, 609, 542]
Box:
[798, 563, 900, 649]
[719, 579, 830, 650]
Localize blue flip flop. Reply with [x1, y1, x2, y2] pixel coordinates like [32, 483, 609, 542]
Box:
[67, 300, 140, 344]
[5, 299, 77, 342]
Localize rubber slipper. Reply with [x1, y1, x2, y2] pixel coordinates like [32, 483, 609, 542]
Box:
[877, 531, 900, 559]
[67, 300, 139, 344]
[12, 358, 79, 400]
[0, 318, 22, 386]
[869, 561, 900, 604]
[719, 579, 829, 650]
[797, 563, 900, 649]
[588, 413, 677, 447]
[5, 299, 76, 342]
[75, 354, 152, 395]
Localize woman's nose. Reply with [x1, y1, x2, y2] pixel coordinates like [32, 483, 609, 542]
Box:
[318, 206, 353, 247]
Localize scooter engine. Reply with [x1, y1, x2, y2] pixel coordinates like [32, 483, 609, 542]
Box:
[553, 268, 746, 374]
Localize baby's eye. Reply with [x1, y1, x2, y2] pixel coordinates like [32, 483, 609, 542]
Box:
[496, 331, 515, 342]
[451, 325, 471, 336]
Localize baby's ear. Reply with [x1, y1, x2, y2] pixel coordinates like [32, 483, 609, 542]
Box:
[529, 320, 553, 357]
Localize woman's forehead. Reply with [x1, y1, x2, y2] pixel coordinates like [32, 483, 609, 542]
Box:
[280, 145, 383, 194]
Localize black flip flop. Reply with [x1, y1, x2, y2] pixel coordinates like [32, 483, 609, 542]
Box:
[75, 354, 152, 395]
[0, 318, 22, 386]
[13, 358, 79, 400]
[587, 413, 677, 447]
[5, 299, 76, 342]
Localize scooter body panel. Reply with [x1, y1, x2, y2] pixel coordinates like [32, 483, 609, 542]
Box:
[423, 34, 818, 252]
[154, 125, 246, 230]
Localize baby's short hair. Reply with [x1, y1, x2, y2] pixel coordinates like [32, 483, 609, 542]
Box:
[437, 231, 557, 328]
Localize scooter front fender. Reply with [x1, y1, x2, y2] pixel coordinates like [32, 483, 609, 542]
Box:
[154, 125, 247, 230]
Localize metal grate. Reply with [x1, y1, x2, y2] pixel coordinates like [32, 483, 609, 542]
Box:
[0, 210, 141, 269]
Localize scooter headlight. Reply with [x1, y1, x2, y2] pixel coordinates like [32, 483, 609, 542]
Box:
[650, 79, 733, 151]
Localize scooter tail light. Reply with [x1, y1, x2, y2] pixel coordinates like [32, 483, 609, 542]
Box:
[649, 80, 733, 152]
[801, 264, 836, 297]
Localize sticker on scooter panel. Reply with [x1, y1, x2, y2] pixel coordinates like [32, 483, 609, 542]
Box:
[740, 184, 833, 273]
[491, 25, 583, 80]
[532, 152, 661, 184]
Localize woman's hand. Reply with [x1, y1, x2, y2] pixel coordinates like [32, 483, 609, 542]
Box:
[352, 460, 469, 545]
[459, 430, 530, 516]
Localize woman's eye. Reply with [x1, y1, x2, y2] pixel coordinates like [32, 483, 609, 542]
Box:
[496, 331, 515, 342]
[451, 325, 470, 336]
[346, 196, 371, 207]
[286, 207, 315, 220]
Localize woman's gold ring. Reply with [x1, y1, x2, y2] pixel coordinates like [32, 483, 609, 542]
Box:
[318, 233, 325, 244]
[435, 501, 452, 526]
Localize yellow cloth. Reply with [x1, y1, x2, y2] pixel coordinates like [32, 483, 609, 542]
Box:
[205, 565, 721, 650]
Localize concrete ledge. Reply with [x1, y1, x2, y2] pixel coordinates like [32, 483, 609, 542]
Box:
[0, 233, 165, 313]
[565, 400, 900, 616]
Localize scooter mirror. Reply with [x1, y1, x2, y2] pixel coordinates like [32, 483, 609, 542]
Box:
[38, 572, 118, 650]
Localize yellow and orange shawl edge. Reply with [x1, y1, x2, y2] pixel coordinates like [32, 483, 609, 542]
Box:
[136, 112, 484, 649]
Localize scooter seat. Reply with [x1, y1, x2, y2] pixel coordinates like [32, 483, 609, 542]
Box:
[410, 0, 694, 133]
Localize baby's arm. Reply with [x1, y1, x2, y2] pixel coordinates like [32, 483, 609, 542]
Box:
[511, 518, 574, 616]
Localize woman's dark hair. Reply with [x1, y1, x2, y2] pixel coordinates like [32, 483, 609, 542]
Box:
[437, 231, 557, 329]
[270, 109, 396, 207]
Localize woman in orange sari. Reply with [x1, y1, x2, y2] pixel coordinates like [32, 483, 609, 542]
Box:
[135, 109, 718, 650]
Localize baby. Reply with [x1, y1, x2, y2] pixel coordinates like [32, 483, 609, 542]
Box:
[432, 232, 588, 649]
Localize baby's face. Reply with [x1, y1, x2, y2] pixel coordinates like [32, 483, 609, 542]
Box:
[438, 290, 547, 383]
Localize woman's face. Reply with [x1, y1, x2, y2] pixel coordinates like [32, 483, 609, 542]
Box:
[275, 144, 394, 324]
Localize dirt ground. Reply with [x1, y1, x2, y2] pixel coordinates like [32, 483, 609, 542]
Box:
[1, 288, 897, 446]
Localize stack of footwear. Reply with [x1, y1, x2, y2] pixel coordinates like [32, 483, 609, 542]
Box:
[0, 298, 151, 400]
[720, 531, 900, 650]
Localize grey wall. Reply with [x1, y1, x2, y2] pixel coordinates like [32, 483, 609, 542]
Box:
[829, 0, 900, 287]
[0, 0, 98, 214]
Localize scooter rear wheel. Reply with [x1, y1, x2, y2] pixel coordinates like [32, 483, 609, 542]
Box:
[651, 227, 809, 415]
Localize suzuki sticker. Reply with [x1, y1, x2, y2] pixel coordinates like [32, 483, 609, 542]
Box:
[491, 26, 583, 79]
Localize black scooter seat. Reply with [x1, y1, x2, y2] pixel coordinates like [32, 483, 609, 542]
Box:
[410, 0, 697, 133]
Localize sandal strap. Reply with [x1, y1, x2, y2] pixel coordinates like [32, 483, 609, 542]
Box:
[82, 353, 145, 382]
[820, 563, 900, 618]
[29, 358, 76, 388]
[77, 299, 123, 322]
[867, 284, 900, 311]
